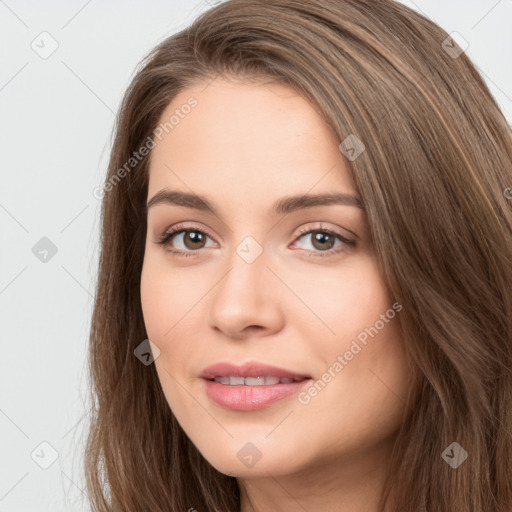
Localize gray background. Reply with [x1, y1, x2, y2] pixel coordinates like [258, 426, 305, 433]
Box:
[1, 1, 511, 510]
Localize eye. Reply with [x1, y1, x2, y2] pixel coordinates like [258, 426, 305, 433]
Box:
[153, 222, 356, 258]
[153, 223, 216, 258]
[291, 224, 355, 257]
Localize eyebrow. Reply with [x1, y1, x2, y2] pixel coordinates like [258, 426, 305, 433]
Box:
[146, 189, 365, 216]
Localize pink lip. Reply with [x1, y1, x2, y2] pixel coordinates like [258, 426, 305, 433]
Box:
[200, 361, 312, 411]
[200, 361, 311, 380]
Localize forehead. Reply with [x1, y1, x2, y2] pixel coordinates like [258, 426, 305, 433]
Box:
[147, 78, 357, 206]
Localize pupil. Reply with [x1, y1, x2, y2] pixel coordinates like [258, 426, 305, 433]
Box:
[186, 231, 204, 248]
[314, 232, 333, 250]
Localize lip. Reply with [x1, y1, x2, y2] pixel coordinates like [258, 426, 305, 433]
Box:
[200, 361, 312, 411]
[200, 361, 311, 380]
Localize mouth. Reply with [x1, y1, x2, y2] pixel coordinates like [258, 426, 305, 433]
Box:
[200, 361, 311, 381]
[208, 376, 308, 386]
[200, 362, 312, 411]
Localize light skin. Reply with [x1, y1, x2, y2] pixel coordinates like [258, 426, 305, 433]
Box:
[140, 77, 412, 512]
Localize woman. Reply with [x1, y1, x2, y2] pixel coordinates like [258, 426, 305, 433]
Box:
[85, 1, 512, 510]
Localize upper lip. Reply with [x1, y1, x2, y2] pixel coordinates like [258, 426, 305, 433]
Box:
[200, 361, 312, 380]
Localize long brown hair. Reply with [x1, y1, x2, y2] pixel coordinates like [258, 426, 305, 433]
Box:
[84, 1, 512, 510]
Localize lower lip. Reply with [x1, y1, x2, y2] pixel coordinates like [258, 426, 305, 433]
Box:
[203, 378, 312, 411]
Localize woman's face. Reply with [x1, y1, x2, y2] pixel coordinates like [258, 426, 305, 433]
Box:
[140, 77, 411, 480]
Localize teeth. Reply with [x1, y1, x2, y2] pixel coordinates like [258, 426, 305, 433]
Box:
[212, 376, 305, 386]
[245, 376, 265, 386]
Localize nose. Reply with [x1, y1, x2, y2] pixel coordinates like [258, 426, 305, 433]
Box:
[207, 243, 285, 340]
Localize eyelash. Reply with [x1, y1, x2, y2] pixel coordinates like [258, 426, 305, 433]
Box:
[153, 222, 355, 259]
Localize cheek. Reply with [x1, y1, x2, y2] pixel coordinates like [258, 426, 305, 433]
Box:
[140, 259, 198, 415]
[282, 254, 392, 342]
[293, 255, 407, 404]
[140, 253, 208, 407]
[334, 260, 394, 339]
[140, 253, 199, 339]
[140, 263, 168, 339]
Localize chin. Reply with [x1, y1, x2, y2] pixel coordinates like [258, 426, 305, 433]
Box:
[197, 441, 308, 479]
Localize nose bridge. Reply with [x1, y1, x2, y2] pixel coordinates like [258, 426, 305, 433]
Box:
[222, 232, 269, 298]
[207, 231, 283, 335]
[234, 233, 266, 267]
